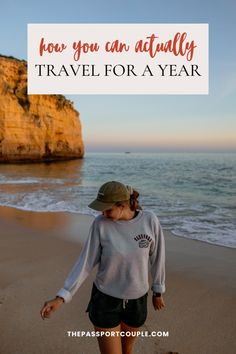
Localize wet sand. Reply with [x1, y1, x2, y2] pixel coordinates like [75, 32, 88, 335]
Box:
[0, 206, 235, 354]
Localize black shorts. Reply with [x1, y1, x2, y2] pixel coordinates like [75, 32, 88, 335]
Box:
[86, 283, 148, 328]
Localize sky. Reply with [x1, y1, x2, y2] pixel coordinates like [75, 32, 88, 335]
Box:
[1, 0, 236, 152]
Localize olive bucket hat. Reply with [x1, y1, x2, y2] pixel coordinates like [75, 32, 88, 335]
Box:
[88, 181, 131, 211]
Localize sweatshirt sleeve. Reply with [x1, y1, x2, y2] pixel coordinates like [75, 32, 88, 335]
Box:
[56, 218, 102, 303]
[149, 214, 166, 294]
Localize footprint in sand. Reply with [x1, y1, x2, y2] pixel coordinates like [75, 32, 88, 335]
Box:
[0, 295, 5, 307]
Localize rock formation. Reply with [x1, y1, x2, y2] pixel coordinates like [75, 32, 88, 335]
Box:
[0, 55, 84, 162]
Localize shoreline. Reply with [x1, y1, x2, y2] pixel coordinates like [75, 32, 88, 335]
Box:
[0, 204, 234, 250]
[0, 206, 235, 354]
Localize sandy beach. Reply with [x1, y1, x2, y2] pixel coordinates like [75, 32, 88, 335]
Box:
[0, 206, 235, 354]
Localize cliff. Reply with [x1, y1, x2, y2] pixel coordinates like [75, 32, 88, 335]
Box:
[0, 55, 84, 162]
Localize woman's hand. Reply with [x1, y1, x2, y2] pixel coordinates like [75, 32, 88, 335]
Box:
[152, 295, 165, 311]
[40, 297, 64, 320]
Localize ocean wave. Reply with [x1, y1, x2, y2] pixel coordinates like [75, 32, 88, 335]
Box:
[0, 152, 235, 249]
[0, 196, 235, 248]
[0, 177, 64, 185]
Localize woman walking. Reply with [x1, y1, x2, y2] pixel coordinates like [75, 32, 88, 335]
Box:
[40, 181, 165, 354]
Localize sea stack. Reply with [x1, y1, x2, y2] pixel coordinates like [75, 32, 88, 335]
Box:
[0, 55, 84, 162]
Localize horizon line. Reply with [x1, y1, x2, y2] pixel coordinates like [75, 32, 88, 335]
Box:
[84, 149, 236, 153]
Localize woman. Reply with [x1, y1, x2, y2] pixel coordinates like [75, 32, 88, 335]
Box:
[40, 181, 165, 354]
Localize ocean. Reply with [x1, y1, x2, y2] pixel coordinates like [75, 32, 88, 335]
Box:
[0, 152, 235, 248]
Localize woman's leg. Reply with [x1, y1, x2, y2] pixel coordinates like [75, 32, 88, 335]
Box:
[94, 325, 123, 354]
[120, 322, 139, 354]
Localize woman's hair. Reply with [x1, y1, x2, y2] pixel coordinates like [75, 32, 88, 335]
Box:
[116, 186, 142, 211]
[129, 188, 142, 211]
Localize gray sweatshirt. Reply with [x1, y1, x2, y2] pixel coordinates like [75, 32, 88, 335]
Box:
[57, 210, 165, 303]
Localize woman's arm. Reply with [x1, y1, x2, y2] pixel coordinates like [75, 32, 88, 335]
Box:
[40, 219, 102, 319]
[149, 215, 166, 309]
[56, 219, 102, 303]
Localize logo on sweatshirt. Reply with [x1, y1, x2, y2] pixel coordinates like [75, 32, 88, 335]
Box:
[134, 234, 152, 248]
